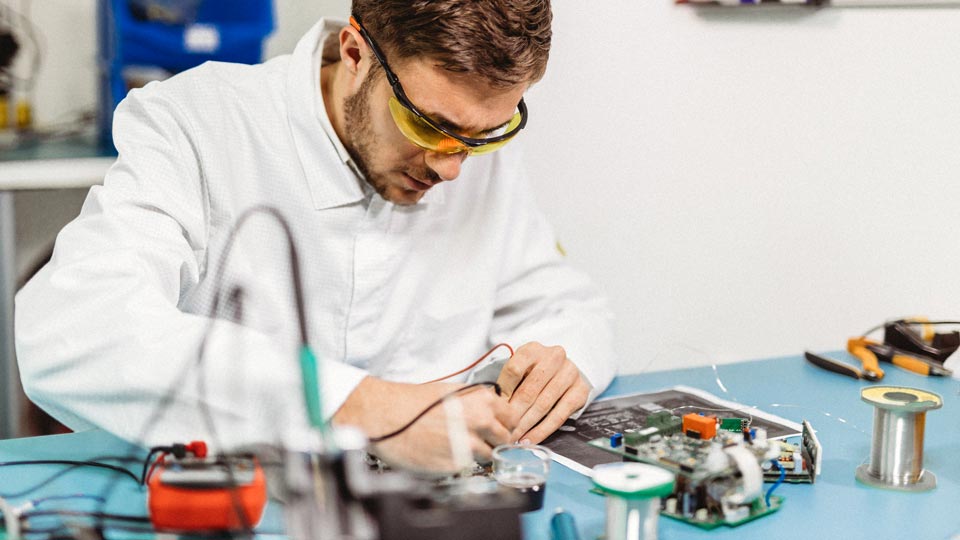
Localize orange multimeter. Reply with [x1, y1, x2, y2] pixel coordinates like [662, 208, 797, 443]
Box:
[147, 454, 267, 532]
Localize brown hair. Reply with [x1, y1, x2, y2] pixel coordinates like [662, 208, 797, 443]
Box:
[351, 0, 552, 88]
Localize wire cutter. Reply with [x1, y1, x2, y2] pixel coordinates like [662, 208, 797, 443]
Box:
[804, 345, 883, 381]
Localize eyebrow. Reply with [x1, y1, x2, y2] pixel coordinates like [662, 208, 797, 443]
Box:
[422, 109, 512, 137]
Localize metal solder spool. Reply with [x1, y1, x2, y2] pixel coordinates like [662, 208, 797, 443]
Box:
[855, 386, 943, 492]
[592, 462, 675, 540]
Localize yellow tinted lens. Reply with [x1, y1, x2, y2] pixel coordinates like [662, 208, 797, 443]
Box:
[389, 98, 464, 153]
[468, 113, 522, 155]
[388, 97, 521, 155]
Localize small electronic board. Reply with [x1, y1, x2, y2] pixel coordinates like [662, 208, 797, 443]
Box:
[588, 411, 821, 529]
[764, 420, 821, 484]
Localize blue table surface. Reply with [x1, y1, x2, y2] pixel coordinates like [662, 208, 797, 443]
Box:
[2, 353, 959, 539]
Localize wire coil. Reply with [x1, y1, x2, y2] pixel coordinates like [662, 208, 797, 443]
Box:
[855, 386, 942, 492]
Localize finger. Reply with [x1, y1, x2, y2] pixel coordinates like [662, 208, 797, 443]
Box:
[463, 388, 514, 446]
[511, 362, 579, 439]
[506, 347, 565, 412]
[496, 349, 537, 400]
[491, 394, 520, 432]
[476, 419, 512, 449]
[470, 434, 495, 463]
[519, 380, 590, 444]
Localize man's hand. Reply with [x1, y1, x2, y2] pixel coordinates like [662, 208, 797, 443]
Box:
[332, 377, 515, 473]
[497, 342, 591, 444]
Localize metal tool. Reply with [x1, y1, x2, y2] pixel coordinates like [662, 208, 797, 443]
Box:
[805, 338, 952, 381]
[883, 319, 959, 363]
[862, 340, 953, 377]
[855, 386, 942, 492]
[804, 351, 881, 381]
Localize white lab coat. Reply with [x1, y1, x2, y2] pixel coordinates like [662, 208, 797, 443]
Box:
[15, 19, 616, 449]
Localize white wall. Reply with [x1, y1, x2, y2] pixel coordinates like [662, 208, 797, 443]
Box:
[19, 1, 960, 374]
[525, 2, 960, 372]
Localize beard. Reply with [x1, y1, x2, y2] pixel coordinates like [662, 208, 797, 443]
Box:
[341, 68, 443, 206]
[342, 68, 393, 201]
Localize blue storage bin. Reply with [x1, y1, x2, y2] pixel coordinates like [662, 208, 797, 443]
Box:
[98, 0, 274, 148]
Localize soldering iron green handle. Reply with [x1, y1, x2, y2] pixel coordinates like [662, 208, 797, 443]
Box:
[299, 346, 324, 428]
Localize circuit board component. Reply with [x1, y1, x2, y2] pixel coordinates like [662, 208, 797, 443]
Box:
[589, 410, 820, 528]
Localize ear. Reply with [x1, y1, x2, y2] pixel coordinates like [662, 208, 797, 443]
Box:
[338, 25, 370, 91]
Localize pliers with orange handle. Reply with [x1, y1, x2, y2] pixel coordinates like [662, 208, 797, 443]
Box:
[806, 337, 952, 381]
[849, 337, 953, 377]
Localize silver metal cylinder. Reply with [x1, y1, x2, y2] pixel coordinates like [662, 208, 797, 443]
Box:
[855, 386, 942, 492]
[592, 462, 675, 540]
[867, 408, 926, 485]
[604, 497, 660, 540]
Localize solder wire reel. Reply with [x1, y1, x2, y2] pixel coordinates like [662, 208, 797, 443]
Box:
[855, 386, 943, 492]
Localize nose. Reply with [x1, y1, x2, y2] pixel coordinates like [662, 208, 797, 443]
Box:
[424, 150, 468, 182]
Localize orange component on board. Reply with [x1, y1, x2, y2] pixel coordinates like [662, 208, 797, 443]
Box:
[147, 455, 267, 532]
[682, 413, 717, 440]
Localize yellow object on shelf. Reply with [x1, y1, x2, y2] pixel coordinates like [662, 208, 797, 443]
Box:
[0, 96, 9, 129]
[15, 99, 32, 130]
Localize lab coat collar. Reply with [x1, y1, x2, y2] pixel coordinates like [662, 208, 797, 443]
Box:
[286, 18, 367, 210]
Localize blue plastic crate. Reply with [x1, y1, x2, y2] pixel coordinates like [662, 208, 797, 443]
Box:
[98, 0, 274, 147]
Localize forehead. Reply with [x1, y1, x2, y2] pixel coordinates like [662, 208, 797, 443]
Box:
[388, 57, 528, 134]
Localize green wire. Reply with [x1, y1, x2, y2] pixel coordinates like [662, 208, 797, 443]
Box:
[299, 346, 324, 429]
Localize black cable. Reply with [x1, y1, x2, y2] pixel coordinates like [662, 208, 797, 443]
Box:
[95, 205, 313, 537]
[204, 205, 311, 343]
[137, 446, 181, 485]
[0, 460, 139, 499]
[369, 382, 501, 443]
[191, 206, 314, 538]
[20, 510, 150, 523]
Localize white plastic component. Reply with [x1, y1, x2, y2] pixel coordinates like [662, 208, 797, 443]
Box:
[0, 495, 21, 540]
[704, 443, 729, 473]
[803, 420, 823, 478]
[722, 505, 750, 522]
[723, 446, 763, 504]
[762, 441, 781, 462]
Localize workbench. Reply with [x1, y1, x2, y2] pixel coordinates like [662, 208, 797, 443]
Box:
[1, 354, 958, 539]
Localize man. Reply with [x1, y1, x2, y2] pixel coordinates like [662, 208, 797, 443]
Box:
[16, 0, 615, 472]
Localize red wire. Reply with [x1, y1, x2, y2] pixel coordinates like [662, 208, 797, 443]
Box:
[144, 452, 167, 484]
[420, 343, 514, 385]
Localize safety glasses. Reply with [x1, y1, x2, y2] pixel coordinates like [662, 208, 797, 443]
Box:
[350, 15, 528, 155]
